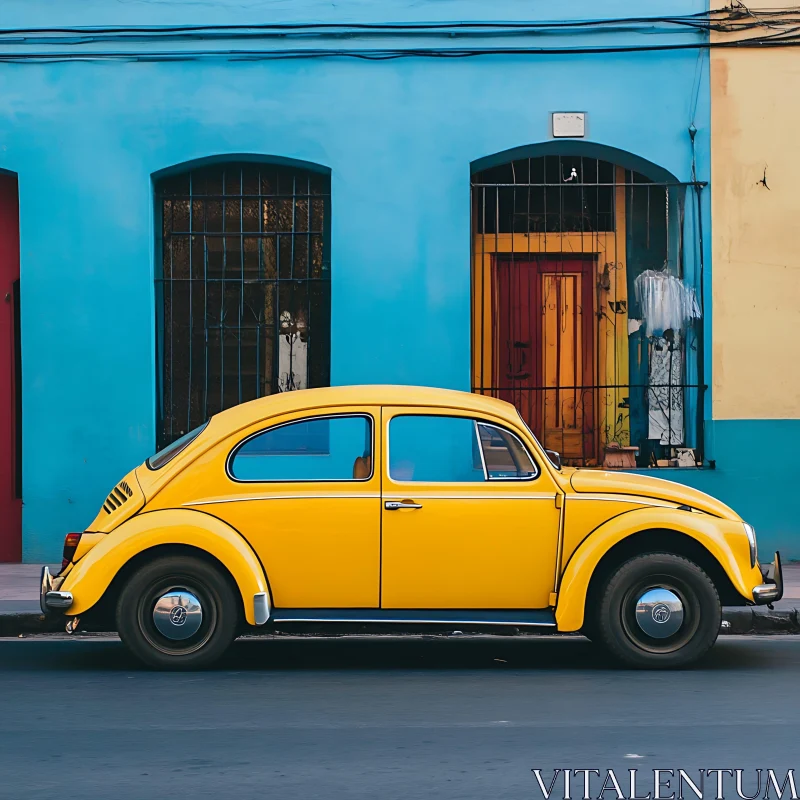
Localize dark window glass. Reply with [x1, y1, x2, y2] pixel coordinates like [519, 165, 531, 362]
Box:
[473, 155, 616, 234]
[147, 422, 208, 470]
[156, 163, 331, 449]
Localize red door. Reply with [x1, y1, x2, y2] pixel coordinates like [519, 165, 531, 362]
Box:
[0, 174, 21, 561]
[493, 256, 596, 465]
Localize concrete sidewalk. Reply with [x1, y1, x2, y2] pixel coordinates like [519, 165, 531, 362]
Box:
[1, 562, 799, 636]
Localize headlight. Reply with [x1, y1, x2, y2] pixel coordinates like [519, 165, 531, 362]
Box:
[744, 523, 757, 568]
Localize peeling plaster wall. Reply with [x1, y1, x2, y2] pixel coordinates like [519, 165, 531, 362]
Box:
[711, 2, 800, 420]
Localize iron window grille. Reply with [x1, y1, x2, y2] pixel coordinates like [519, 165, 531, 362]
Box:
[155, 162, 331, 449]
[471, 155, 706, 469]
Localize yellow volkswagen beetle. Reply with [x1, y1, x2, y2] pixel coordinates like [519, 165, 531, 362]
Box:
[40, 386, 782, 669]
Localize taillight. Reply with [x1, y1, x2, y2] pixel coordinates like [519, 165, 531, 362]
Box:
[62, 533, 82, 570]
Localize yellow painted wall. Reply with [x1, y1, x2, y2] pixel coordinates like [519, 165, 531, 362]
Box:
[711, 3, 800, 419]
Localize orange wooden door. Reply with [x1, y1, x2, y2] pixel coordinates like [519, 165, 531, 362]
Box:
[493, 256, 596, 464]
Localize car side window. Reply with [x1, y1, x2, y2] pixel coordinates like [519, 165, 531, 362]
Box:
[388, 415, 538, 482]
[476, 423, 538, 480]
[229, 414, 372, 482]
[389, 416, 484, 482]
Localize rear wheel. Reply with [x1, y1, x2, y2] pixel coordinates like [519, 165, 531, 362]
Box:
[592, 552, 721, 669]
[116, 555, 239, 670]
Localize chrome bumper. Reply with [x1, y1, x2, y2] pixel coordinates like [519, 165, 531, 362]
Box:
[752, 551, 784, 605]
[40, 566, 73, 613]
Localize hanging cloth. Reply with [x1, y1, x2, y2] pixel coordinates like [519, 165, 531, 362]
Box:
[647, 333, 684, 445]
[633, 270, 701, 337]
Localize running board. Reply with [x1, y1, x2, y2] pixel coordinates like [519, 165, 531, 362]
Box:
[270, 608, 556, 628]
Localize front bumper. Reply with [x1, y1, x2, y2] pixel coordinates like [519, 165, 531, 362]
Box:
[752, 551, 784, 605]
[40, 566, 73, 614]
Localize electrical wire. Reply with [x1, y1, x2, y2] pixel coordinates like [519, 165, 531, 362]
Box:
[2, 36, 800, 64]
[1, 6, 800, 40]
[0, 4, 799, 62]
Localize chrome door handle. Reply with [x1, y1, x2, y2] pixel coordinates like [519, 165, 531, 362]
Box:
[385, 500, 422, 511]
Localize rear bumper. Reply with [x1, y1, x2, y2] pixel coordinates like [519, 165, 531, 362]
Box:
[752, 551, 784, 605]
[40, 566, 73, 614]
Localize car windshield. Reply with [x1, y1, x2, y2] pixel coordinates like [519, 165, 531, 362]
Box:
[146, 422, 209, 470]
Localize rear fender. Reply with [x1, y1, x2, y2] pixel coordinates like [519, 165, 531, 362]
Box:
[555, 506, 760, 632]
[61, 508, 269, 625]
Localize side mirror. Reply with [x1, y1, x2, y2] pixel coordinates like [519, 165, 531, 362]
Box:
[545, 449, 562, 469]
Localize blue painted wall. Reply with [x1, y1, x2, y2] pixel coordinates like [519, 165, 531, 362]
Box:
[10, 0, 788, 563]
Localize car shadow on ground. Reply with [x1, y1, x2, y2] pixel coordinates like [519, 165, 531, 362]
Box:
[0, 633, 786, 673]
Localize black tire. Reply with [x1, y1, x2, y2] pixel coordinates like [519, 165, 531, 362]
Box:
[116, 555, 239, 670]
[592, 552, 721, 669]
[580, 613, 599, 642]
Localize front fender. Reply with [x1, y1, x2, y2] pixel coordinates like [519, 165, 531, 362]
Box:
[61, 508, 269, 625]
[555, 506, 761, 632]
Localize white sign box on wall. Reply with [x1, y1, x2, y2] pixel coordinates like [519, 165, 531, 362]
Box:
[552, 112, 586, 138]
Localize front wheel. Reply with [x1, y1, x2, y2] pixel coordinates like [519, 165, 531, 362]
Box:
[593, 553, 721, 669]
[117, 555, 239, 670]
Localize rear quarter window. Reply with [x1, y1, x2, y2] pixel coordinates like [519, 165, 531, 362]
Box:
[229, 414, 373, 482]
[147, 422, 208, 470]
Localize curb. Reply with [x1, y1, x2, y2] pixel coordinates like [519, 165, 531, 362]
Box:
[0, 612, 62, 637]
[1, 607, 799, 638]
[719, 606, 800, 635]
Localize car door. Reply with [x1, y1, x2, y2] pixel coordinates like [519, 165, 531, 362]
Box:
[203, 407, 381, 608]
[380, 407, 561, 609]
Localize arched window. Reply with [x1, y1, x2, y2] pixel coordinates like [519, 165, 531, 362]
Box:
[471, 151, 704, 468]
[155, 161, 331, 448]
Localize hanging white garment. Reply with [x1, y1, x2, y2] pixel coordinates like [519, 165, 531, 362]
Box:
[634, 270, 701, 336]
[648, 334, 684, 445]
[278, 332, 308, 391]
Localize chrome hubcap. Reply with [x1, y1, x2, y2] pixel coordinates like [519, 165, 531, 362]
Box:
[635, 588, 684, 638]
[152, 590, 203, 640]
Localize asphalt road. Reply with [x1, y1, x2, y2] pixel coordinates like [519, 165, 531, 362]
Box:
[0, 635, 797, 800]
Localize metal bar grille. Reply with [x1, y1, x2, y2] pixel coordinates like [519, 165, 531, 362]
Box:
[155, 162, 331, 449]
[471, 154, 705, 469]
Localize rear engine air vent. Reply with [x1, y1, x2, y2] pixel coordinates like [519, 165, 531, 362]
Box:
[103, 480, 134, 514]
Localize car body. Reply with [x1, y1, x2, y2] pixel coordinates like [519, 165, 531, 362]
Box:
[41, 385, 783, 668]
